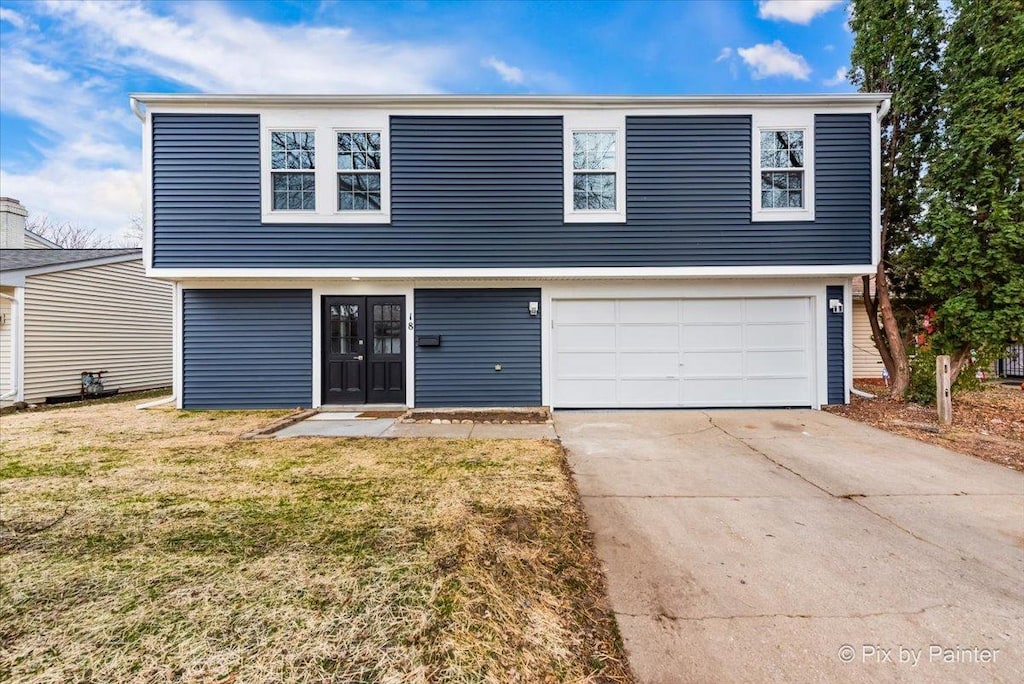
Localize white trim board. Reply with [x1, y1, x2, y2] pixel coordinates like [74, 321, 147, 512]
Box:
[152, 264, 878, 281]
[134, 93, 891, 108]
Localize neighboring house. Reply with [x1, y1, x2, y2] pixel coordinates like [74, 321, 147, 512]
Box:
[0, 198, 173, 405]
[851, 276, 885, 380]
[132, 93, 888, 410]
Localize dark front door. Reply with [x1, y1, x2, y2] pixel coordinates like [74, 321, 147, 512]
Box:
[322, 296, 405, 404]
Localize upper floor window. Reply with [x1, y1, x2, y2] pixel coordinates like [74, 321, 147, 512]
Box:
[270, 131, 316, 211]
[564, 114, 626, 223]
[760, 130, 804, 209]
[752, 112, 814, 222]
[261, 113, 390, 224]
[337, 131, 382, 211]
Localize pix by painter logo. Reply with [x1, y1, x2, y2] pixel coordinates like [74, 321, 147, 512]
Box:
[838, 644, 1000, 666]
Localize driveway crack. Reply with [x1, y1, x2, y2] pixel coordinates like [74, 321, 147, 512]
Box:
[616, 603, 953, 622]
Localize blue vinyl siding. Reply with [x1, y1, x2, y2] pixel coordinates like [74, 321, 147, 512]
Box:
[414, 289, 542, 407]
[826, 285, 846, 405]
[182, 289, 312, 408]
[152, 113, 872, 268]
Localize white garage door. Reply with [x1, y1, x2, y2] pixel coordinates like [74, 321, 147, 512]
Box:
[553, 298, 814, 408]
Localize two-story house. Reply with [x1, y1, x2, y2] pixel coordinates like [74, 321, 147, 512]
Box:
[133, 93, 887, 410]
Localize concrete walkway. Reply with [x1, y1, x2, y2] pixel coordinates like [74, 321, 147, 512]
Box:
[555, 409, 1024, 683]
[275, 413, 557, 439]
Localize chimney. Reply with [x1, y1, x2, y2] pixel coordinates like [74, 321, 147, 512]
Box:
[0, 197, 28, 249]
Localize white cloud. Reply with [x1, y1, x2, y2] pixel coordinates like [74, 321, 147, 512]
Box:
[823, 66, 849, 87]
[736, 41, 811, 80]
[482, 56, 525, 85]
[757, 0, 844, 25]
[0, 1, 469, 236]
[714, 47, 733, 63]
[0, 7, 27, 28]
[41, 0, 458, 94]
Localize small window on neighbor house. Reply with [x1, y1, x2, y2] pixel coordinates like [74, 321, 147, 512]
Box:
[337, 132, 382, 211]
[759, 129, 805, 209]
[572, 132, 617, 211]
[270, 131, 316, 211]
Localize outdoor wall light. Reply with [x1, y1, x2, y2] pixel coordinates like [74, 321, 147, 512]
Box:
[829, 298, 844, 314]
[528, 301, 539, 316]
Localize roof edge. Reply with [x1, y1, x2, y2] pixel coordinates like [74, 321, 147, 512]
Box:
[131, 92, 891, 108]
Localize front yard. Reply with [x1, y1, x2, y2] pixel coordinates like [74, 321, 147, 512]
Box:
[0, 398, 630, 682]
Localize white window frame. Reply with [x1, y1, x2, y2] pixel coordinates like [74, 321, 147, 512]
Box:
[752, 110, 815, 222]
[564, 113, 626, 223]
[333, 127, 388, 219]
[267, 128, 317, 215]
[260, 111, 390, 224]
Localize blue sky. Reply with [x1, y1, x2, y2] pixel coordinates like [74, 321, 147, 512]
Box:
[0, 0, 853, 238]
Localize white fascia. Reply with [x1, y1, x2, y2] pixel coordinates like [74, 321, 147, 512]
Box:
[149, 264, 878, 280]
[260, 109, 391, 224]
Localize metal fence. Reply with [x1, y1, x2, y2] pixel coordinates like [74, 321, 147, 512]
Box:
[997, 343, 1024, 378]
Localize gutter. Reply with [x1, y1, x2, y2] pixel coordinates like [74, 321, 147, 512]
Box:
[131, 92, 893, 109]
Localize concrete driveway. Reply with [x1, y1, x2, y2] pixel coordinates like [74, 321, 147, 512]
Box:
[555, 410, 1024, 683]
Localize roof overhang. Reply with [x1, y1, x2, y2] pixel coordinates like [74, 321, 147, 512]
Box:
[0, 252, 142, 285]
[131, 92, 891, 110]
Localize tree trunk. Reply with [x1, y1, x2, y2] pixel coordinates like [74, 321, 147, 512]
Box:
[861, 274, 896, 377]
[948, 346, 973, 386]
[872, 262, 912, 399]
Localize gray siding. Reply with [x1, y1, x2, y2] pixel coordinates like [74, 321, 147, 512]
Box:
[414, 289, 541, 407]
[182, 289, 311, 408]
[152, 113, 872, 268]
[826, 285, 846, 404]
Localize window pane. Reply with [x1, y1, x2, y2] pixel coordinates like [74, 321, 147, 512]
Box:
[573, 132, 616, 170]
[760, 171, 803, 208]
[338, 131, 381, 171]
[573, 172, 616, 211]
[760, 129, 803, 169]
[272, 131, 314, 169]
[272, 171, 314, 210]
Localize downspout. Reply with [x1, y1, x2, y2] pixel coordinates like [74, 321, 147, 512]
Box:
[0, 290, 21, 401]
[130, 96, 146, 122]
[876, 97, 891, 121]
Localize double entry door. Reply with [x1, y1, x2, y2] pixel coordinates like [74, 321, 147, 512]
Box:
[322, 296, 405, 404]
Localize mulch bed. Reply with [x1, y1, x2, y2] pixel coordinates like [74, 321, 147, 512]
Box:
[824, 382, 1024, 470]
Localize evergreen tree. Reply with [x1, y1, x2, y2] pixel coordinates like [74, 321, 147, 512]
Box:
[920, 0, 1024, 383]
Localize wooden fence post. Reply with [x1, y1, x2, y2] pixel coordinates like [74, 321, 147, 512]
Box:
[936, 354, 952, 426]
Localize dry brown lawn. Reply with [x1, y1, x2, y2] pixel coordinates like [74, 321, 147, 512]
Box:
[0, 397, 630, 683]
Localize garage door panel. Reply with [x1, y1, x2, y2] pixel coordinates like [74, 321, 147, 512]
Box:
[682, 351, 744, 378]
[682, 299, 743, 324]
[619, 379, 679, 405]
[619, 352, 679, 377]
[745, 323, 808, 349]
[681, 378, 745, 405]
[558, 300, 615, 324]
[618, 325, 678, 349]
[618, 300, 679, 324]
[746, 378, 811, 404]
[557, 325, 615, 351]
[747, 350, 808, 376]
[553, 297, 814, 408]
[745, 298, 809, 323]
[556, 352, 616, 378]
[556, 378, 617, 406]
[683, 324, 743, 349]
